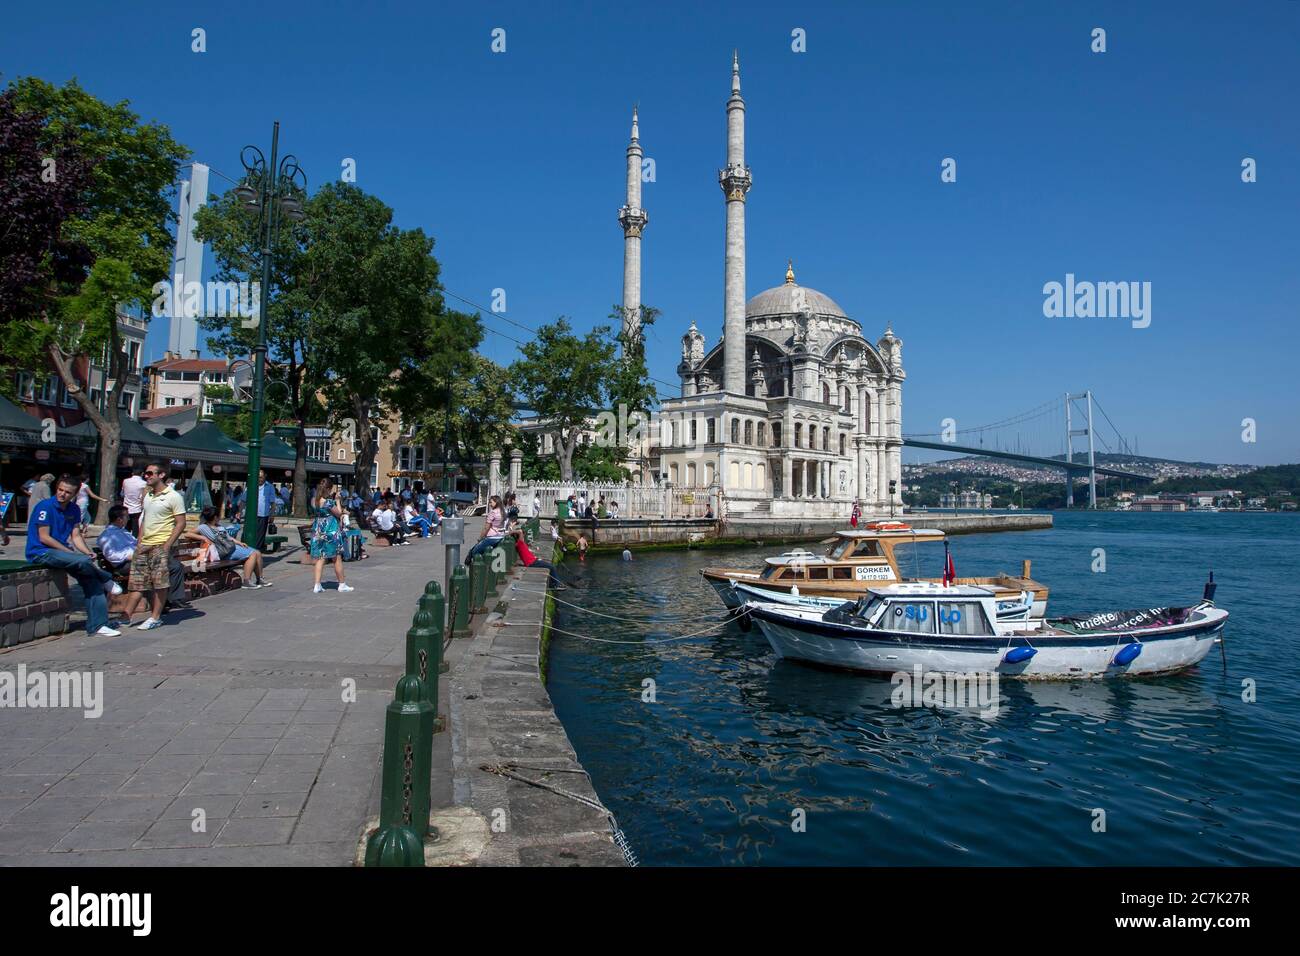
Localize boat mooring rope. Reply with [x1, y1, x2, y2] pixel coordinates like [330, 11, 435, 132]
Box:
[511, 582, 723, 627]
[480, 762, 639, 866]
[544, 617, 740, 646]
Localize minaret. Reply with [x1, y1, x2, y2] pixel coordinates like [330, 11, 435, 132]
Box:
[618, 106, 648, 344]
[719, 52, 752, 395]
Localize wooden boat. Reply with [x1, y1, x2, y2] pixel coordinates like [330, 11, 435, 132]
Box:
[701, 522, 1048, 617]
[747, 577, 1227, 679]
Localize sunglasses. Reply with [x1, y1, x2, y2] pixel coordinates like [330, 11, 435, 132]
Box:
[144, 470, 161, 477]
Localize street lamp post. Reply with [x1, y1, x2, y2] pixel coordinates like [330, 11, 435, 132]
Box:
[234, 122, 306, 548]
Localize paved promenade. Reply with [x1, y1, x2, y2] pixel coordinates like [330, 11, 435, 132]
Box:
[0, 529, 451, 865]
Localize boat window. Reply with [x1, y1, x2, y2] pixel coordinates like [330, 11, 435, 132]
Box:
[808, 567, 829, 580]
[832, 566, 853, 580]
[853, 540, 882, 557]
[778, 568, 803, 580]
[937, 601, 993, 636]
[856, 596, 885, 620]
[885, 601, 936, 634]
[828, 539, 855, 559]
[760, 565, 779, 580]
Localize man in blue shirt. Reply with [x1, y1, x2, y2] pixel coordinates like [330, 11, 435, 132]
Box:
[254, 469, 275, 551]
[26, 474, 122, 638]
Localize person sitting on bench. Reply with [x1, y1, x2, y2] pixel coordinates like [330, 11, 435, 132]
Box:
[184, 506, 271, 589]
[98, 505, 137, 574]
[370, 500, 407, 546]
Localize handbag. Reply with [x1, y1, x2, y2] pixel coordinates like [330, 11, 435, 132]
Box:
[210, 528, 239, 561]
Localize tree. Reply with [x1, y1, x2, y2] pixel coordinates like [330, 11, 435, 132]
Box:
[1, 78, 187, 523]
[194, 166, 321, 513]
[417, 353, 514, 486]
[0, 88, 94, 353]
[509, 317, 618, 482]
[303, 183, 474, 494]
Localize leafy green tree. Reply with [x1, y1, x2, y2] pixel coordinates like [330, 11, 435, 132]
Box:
[1, 78, 187, 522]
[509, 318, 618, 482]
[302, 183, 475, 493]
[417, 353, 514, 486]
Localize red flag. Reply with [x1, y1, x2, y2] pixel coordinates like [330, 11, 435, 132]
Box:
[943, 542, 956, 586]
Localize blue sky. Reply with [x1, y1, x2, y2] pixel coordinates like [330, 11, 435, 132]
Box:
[3, 0, 1297, 465]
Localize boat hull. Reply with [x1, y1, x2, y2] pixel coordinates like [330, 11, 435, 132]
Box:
[751, 606, 1225, 679]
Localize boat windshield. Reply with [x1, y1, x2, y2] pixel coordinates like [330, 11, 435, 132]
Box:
[827, 538, 855, 559]
[855, 596, 886, 620]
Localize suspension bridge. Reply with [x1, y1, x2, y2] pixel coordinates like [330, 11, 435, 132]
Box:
[902, 391, 1153, 508]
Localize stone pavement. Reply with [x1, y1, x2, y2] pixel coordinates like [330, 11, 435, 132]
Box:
[0, 528, 453, 866]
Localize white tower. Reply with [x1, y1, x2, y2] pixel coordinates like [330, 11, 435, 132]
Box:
[719, 52, 752, 395]
[170, 162, 209, 356]
[618, 107, 648, 344]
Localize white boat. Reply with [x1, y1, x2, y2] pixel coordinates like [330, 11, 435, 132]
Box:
[729, 580, 1038, 622]
[747, 579, 1227, 679]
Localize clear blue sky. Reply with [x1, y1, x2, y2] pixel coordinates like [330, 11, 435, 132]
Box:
[4, 0, 1297, 465]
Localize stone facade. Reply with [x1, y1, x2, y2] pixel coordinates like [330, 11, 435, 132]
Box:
[0, 565, 71, 648]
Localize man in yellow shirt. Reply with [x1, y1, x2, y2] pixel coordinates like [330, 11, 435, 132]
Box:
[128, 462, 187, 630]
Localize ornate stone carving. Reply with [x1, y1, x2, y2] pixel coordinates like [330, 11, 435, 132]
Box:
[718, 163, 752, 202]
[618, 204, 648, 238]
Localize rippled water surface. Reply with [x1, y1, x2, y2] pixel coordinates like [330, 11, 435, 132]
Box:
[547, 512, 1300, 865]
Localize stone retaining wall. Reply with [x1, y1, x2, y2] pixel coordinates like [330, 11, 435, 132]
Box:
[0, 565, 71, 648]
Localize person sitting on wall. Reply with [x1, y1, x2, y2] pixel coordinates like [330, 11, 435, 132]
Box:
[508, 527, 565, 590]
[26, 474, 123, 638]
[97, 505, 137, 573]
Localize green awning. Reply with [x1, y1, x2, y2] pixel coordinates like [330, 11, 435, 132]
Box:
[0, 395, 97, 450]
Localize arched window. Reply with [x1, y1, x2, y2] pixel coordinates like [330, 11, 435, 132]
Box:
[669, 463, 679, 484]
[743, 420, 753, 444]
[822, 382, 830, 404]
[794, 423, 803, 448]
[823, 426, 831, 451]
[839, 433, 847, 456]
[862, 392, 872, 434]
[708, 418, 717, 443]
[743, 462, 753, 488]
[772, 422, 781, 447]
[842, 387, 852, 413]
[730, 418, 740, 444]
[757, 421, 766, 446]
[757, 462, 766, 491]
[686, 462, 697, 487]
[707, 461, 717, 486]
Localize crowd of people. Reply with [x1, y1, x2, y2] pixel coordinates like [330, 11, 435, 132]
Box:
[469, 493, 566, 589]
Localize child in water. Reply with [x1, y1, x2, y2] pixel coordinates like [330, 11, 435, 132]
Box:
[577, 533, 588, 560]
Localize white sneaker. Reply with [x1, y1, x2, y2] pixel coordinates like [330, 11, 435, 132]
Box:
[94, 625, 121, 638]
[259, 579, 273, 587]
[137, 618, 162, 630]
[313, 583, 324, 593]
[108, 582, 123, 596]
[338, 583, 354, 593]
[244, 581, 263, 590]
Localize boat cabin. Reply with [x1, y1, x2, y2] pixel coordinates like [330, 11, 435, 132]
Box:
[827, 584, 1004, 636]
[757, 525, 947, 585]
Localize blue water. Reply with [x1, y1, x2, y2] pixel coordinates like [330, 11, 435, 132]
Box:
[547, 512, 1300, 865]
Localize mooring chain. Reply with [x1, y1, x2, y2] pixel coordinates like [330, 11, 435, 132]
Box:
[401, 737, 415, 825]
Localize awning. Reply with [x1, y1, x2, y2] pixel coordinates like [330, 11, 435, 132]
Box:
[0, 395, 98, 450]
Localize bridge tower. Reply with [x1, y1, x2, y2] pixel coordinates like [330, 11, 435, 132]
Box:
[1064, 391, 1097, 508]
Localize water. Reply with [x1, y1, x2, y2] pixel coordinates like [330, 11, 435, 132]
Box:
[546, 512, 1300, 865]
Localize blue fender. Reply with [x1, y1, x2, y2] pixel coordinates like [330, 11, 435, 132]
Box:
[1004, 646, 1037, 664]
[1113, 642, 1143, 666]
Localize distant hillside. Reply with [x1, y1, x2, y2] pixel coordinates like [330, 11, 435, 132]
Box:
[1152, 464, 1300, 496]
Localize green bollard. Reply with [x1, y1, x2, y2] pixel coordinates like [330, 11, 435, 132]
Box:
[471, 553, 488, 612]
[406, 607, 445, 736]
[503, 536, 516, 571]
[450, 565, 471, 636]
[418, 580, 450, 675]
[365, 675, 434, 867]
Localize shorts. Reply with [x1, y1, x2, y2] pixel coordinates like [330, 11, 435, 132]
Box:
[129, 544, 171, 592]
[229, 545, 255, 561]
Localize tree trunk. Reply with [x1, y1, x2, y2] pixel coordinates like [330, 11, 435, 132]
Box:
[352, 398, 374, 494]
[558, 428, 576, 483]
[292, 423, 309, 517]
[47, 341, 122, 526]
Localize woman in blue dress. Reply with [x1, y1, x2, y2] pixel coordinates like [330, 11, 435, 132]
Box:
[310, 478, 353, 594]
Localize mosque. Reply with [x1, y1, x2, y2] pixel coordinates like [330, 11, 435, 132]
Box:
[623, 55, 906, 517]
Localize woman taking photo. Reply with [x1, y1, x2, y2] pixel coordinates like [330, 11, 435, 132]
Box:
[309, 478, 353, 594]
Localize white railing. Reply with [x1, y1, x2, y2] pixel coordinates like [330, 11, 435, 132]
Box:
[513, 479, 720, 520]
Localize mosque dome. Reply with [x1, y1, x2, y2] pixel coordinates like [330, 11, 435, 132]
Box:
[745, 262, 850, 321]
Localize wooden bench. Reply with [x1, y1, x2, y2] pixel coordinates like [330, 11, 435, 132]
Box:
[101, 542, 245, 618]
[263, 534, 287, 553]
